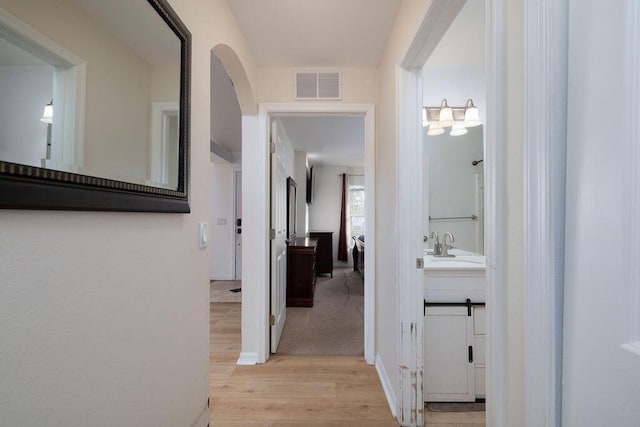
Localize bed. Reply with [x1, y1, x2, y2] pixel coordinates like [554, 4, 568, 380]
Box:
[352, 235, 365, 277]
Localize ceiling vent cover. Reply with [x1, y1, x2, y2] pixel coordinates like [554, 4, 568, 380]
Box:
[295, 72, 341, 100]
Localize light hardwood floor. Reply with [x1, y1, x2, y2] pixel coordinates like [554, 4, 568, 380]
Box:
[210, 302, 485, 426]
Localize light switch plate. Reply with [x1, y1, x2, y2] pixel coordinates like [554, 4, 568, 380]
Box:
[199, 223, 208, 248]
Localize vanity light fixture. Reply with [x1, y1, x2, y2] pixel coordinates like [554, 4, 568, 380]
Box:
[423, 98, 482, 137]
[40, 100, 53, 124]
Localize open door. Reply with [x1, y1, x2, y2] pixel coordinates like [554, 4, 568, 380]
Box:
[270, 120, 287, 353]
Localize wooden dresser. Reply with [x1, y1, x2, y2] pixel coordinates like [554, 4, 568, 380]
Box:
[287, 237, 317, 307]
[308, 231, 333, 277]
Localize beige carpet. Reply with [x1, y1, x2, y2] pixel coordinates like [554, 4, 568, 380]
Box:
[210, 280, 241, 303]
[276, 267, 364, 356]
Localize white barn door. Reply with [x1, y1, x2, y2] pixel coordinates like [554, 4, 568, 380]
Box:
[563, 1, 640, 424]
[270, 120, 288, 353]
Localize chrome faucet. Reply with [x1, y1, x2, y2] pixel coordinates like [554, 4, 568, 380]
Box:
[439, 232, 456, 257]
[429, 231, 441, 256]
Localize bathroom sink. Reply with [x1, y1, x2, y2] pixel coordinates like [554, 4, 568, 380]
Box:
[423, 249, 486, 271]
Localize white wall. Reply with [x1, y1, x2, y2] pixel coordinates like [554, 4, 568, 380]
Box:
[424, 126, 484, 253]
[308, 165, 353, 262]
[209, 158, 236, 280]
[294, 151, 308, 236]
[0, 65, 52, 166]
[0, 0, 258, 425]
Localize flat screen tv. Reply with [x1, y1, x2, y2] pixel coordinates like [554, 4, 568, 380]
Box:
[306, 167, 315, 204]
[287, 177, 297, 240]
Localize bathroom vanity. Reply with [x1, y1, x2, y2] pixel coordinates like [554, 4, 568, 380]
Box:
[423, 249, 486, 402]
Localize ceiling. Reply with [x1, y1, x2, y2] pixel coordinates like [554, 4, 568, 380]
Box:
[277, 115, 365, 167]
[227, 0, 402, 67]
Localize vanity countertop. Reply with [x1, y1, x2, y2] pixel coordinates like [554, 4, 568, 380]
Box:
[423, 249, 486, 271]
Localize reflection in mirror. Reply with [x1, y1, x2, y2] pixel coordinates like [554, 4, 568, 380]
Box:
[0, 0, 181, 191]
[424, 125, 484, 254]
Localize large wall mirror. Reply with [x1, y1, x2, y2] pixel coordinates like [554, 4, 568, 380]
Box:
[0, 0, 191, 212]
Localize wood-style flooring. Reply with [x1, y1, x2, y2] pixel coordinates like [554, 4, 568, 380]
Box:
[210, 302, 396, 426]
[209, 302, 486, 426]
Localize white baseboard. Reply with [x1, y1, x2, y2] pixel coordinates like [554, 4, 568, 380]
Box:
[375, 354, 398, 418]
[236, 352, 259, 365]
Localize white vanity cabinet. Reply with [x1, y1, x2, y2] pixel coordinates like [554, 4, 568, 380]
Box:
[424, 306, 476, 402]
[423, 251, 486, 402]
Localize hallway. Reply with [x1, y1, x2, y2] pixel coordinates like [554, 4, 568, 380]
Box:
[209, 302, 395, 425]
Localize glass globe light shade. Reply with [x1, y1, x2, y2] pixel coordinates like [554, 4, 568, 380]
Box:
[438, 99, 454, 127]
[464, 99, 482, 127]
[427, 123, 445, 136]
[40, 102, 53, 124]
[450, 121, 468, 136]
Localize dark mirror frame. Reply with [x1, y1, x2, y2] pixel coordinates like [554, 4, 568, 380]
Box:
[0, 0, 191, 213]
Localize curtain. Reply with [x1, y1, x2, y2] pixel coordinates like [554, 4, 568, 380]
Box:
[338, 173, 348, 261]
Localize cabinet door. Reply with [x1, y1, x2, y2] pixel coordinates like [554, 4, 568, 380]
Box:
[424, 306, 475, 402]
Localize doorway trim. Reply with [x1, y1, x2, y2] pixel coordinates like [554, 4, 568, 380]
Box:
[233, 168, 242, 280]
[256, 102, 376, 364]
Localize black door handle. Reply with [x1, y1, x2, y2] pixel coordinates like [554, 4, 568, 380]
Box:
[468, 346, 473, 363]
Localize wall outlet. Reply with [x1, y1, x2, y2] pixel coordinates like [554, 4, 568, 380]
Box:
[199, 223, 208, 248]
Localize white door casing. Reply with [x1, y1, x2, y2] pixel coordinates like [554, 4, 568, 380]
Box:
[562, 1, 640, 425]
[270, 121, 287, 353]
[150, 102, 179, 187]
[253, 103, 375, 365]
[235, 170, 242, 280]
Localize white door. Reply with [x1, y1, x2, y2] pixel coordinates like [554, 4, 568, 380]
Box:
[234, 170, 242, 280]
[424, 306, 475, 402]
[563, 1, 640, 425]
[270, 121, 288, 353]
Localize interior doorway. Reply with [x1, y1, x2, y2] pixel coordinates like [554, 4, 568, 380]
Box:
[395, 1, 495, 425]
[267, 114, 367, 356]
[421, 0, 487, 418]
[255, 103, 376, 364]
[209, 50, 242, 297]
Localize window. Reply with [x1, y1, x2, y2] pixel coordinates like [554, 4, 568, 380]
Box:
[349, 180, 365, 238]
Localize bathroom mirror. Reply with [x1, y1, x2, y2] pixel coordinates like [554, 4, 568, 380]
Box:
[424, 125, 484, 254]
[0, 0, 191, 212]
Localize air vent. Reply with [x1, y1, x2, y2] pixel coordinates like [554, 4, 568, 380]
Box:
[295, 72, 341, 100]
